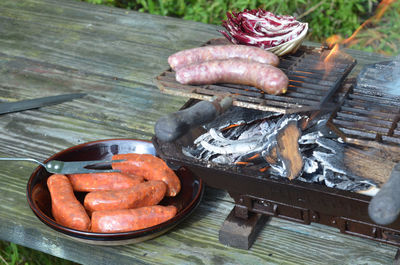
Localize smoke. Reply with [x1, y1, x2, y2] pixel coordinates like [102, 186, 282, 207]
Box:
[384, 55, 400, 95]
[356, 54, 400, 97]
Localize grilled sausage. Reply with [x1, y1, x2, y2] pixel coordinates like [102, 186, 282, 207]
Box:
[111, 153, 181, 197]
[91, 205, 178, 233]
[175, 59, 289, 95]
[47, 174, 90, 231]
[68, 172, 144, 192]
[168, 45, 279, 70]
[84, 180, 167, 213]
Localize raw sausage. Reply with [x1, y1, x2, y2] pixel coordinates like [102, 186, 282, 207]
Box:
[111, 153, 181, 197]
[84, 180, 167, 213]
[47, 174, 90, 231]
[175, 59, 289, 95]
[68, 172, 144, 192]
[168, 45, 279, 70]
[91, 205, 178, 233]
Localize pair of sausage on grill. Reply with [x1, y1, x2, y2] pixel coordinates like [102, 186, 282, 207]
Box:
[47, 153, 180, 233]
[168, 45, 289, 95]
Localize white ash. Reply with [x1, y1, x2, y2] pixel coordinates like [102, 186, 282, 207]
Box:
[182, 109, 378, 194]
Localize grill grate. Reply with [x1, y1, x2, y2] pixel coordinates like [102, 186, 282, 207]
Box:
[155, 39, 356, 114]
[331, 61, 400, 146]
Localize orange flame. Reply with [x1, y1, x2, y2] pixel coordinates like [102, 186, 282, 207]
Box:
[326, 35, 343, 48]
[343, 0, 396, 46]
[323, 0, 396, 64]
[324, 43, 340, 63]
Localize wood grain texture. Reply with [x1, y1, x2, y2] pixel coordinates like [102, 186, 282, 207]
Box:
[0, 0, 398, 264]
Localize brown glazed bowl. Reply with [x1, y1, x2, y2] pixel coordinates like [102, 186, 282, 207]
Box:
[27, 139, 204, 245]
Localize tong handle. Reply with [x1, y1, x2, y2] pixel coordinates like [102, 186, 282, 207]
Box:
[0, 157, 124, 174]
[0, 157, 46, 167]
[45, 159, 123, 174]
[0, 157, 67, 173]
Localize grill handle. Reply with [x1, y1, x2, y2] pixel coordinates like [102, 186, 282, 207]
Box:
[154, 97, 232, 142]
[368, 163, 400, 225]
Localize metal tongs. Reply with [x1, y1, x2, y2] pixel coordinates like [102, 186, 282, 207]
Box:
[0, 157, 125, 174]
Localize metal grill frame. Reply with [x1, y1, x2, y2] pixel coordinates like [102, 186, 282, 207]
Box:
[330, 61, 400, 147]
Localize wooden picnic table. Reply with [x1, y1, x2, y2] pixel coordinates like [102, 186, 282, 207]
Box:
[0, 0, 397, 264]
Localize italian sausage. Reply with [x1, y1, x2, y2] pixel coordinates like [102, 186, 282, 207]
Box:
[68, 172, 144, 192]
[168, 45, 279, 70]
[84, 180, 167, 213]
[175, 59, 289, 95]
[47, 174, 90, 231]
[91, 205, 178, 233]
[111, 153, 181, 197]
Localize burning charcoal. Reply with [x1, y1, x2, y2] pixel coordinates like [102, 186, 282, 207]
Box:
[272, 118, 303, 180]
[182, 103, 384, 195]
[184, 114, 304, 179]
[299, 131, 320, 146]
[324, 169, 377, 195]
[302, 157, 320, 175]
[312, 138, 356, 177]
[203, 106, 280, 131]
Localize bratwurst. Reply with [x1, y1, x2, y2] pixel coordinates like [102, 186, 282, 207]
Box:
[168, 45, 279, 70]
[91, 205, 178, 233]
[111, 153, 181, 197]
[84, 180, 167, 213]
[47, 174, 90, 231]
[68, 172, 144, 192]
[175, 59, 289, 95]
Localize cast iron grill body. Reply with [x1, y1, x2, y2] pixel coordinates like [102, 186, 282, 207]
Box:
[153, 42, 400, 247]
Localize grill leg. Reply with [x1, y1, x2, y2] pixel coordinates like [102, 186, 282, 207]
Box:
[219, 206, 269, 249]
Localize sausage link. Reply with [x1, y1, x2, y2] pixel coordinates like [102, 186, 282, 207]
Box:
[111, 153, 181, 197]
[68, 172, 144, 192]
[175, 59, 289, 95]
[91, 205, 178, 233]
[84, 180, 167, 213]
[47, 174, 90, 231]
[168, 45, 279, 70]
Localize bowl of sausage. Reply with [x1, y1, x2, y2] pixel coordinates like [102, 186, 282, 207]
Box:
[27, 139, 204, 245]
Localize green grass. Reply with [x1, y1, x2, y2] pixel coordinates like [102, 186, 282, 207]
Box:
[80, 0, 400, 55]
[0, 241, 78, 265]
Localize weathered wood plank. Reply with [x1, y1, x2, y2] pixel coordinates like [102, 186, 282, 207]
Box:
[0, 52, 188, 136]
[0, 0, 221, 85]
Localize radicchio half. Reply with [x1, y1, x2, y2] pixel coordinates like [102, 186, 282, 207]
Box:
[220, 9, 307, 49]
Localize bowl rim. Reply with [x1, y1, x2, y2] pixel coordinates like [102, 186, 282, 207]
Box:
[26, 138, 204, 241]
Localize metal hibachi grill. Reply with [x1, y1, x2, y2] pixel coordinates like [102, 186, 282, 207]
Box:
[152, 39, 400, 253]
